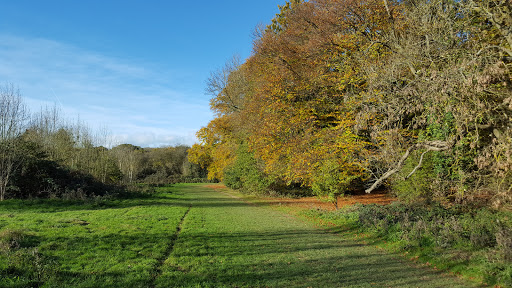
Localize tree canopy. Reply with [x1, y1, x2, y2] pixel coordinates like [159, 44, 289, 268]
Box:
[190, 0, 512, 208]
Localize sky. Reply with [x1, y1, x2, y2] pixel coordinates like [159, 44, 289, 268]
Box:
[0, 0, 284, 147]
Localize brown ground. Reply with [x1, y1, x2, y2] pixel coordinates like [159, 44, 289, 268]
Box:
[205, 184, 396, 211]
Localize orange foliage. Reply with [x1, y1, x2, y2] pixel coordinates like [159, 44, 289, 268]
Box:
[240, 0, 395, 187]
[188, 116, 238, 181]
[195, 0, 399, 192]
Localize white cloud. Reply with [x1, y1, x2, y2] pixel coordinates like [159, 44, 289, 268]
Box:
[0, 34, 212, 147]
[112, 127, 198, 148]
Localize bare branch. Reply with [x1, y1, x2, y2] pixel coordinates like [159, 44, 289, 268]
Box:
[383, 0, 392, 20]
[365, 146, 413, 193]
[365, 141, 451, 193]
[405, 150, 429, 180]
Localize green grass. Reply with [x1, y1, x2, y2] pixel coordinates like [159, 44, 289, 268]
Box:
[1, 184, 481, 287]
[0, 187, 190, 287]
[156, 184, 478, 287]
[298, 204, 512, 287]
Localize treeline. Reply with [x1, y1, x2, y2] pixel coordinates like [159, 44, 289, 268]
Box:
[0, 85, 206, 200]
[190, 0, 512, 207]
[111, 144, 207, 185]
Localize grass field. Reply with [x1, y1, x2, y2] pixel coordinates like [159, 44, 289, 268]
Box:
[0, 189, 190, 287]
[0, 184, 481, 287]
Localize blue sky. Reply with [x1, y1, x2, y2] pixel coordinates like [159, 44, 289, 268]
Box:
[0, 1, 284, 147]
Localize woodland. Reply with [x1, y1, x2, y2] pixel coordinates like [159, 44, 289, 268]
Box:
[187, 1, 512, 284]
[0, 89, 207, 201]
[190, 0, 512, 209]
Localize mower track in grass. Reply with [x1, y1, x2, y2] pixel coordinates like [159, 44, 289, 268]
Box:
[155, 183, 482, 288]
[0, 184, 483, 287]
[149, 206, 191, 288]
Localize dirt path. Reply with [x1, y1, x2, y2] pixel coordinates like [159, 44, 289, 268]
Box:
[205, 184, 395, 211]
[155, 184, 481, 288]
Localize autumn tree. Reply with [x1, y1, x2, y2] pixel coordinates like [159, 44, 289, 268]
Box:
[189, 57, 251, 181]
[239, 0, 396, 202]
[197, 0, 511, 206]
[188, 116, 238, 181]
[362, 0, 512, 203]
[207, 55, 249, 115]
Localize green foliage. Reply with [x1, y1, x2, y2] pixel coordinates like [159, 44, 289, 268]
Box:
[224, 144, 272, 194]
[134, 146, 207, 185]
[2, 127, 208, 200]
[392, 151, 438, 203]
[6, 138, 119, 199]
[392, 112, 464, 203]
[311, 159, 360, 208]
[422, 113, 458, 179]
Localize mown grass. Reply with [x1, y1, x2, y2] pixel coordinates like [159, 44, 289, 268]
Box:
[156, 184, 478, 287]
[1, 183, 483, 287]
[0, 187, 190, 287]
[299, 203, 512, 287]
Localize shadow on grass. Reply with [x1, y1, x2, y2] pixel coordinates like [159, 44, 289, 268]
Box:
[157, 227, 482, 288]
[1, 227, 480, 288]
[0, 185, 484, 287]
[0, 192, 267, 214]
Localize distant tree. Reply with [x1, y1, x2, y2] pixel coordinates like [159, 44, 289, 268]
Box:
[0, 84, 28, 201]
[188, 116, 237, 181]
[111, 144, 142, 183]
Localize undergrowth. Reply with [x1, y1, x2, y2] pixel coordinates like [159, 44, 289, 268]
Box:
[302, 202, 512, 287]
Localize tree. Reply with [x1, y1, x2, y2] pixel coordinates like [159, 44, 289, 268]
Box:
[466, 0, 512, 58]
[243, 0, 390, 190]
[0, 84, 28, 201]
[361, 0, 512, 201]
[111, 144, 142, 183]
[206, 55, 248, 115]
[197, 0, 511, 205]
[188, 116, 238, 181]
[223, 143, 273, 194]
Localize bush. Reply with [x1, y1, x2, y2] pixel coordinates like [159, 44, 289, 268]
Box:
[391, 151, 440, 203]
[348, 202, 512, 286]
[223, 144, 273, 195]
[312, 159, 361, 209]
[306, 200, 511, 286]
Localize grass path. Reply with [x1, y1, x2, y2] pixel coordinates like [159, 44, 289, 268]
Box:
[149, 206, 191, 288]
[155, 184, 480, 288]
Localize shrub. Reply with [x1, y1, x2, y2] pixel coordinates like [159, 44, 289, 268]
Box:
[312, 159, 361, 209]
[343, 202, 512, 286]
[223, 144, 273, 195]
[391, 151, 438, 203]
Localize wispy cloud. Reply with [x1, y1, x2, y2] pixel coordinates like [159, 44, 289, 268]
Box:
[0, 34, 212, 147]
